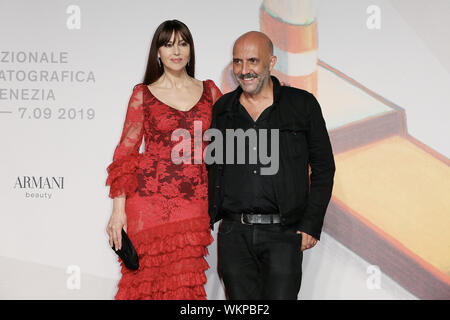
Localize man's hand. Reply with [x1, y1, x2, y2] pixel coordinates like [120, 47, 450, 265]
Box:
[296, 231, 318, 251]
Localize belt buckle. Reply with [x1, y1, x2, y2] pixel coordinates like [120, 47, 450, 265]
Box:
[240, 213, 253, 225]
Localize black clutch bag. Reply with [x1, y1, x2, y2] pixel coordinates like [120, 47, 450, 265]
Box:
[112, 229, 139, 270]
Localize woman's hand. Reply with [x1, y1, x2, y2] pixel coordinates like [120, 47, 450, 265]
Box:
[106, 196, 127, 251]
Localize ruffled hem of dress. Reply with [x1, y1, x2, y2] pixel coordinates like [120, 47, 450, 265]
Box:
[115, 216, 213, 300]
[133, 244, 210, 270]
[115, 272, 207, 300]
[105, 154, 141, 198]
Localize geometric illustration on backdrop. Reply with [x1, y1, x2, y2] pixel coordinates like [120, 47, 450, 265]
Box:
[221, 0, 450, 299]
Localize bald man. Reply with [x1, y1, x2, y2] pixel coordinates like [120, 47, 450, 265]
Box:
[207, 31, 335, 299]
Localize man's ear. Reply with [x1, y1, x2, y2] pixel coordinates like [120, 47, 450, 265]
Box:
[269, 55, 277, 71]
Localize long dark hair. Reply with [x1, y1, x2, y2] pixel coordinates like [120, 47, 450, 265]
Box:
[142, 20, 195, 85]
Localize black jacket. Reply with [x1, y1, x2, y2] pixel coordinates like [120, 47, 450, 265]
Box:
[207, 76, 335, 240]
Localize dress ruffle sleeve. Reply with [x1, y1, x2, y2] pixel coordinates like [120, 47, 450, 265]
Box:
[106, 84, 145, 198]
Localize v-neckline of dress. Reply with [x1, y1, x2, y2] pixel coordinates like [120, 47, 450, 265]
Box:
[145, 81, 205, 113]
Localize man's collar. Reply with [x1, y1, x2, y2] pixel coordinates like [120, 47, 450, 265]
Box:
[271, 75, 282, 103]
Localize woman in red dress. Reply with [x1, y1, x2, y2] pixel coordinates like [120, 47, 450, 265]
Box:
[105, 20, 222, 300]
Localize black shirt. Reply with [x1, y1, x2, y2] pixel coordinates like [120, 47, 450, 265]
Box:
[221, 97, 279, 215]
[208, 75, 335, 239]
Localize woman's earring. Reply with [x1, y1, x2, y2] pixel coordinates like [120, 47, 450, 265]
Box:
[158, 57, 162, 68]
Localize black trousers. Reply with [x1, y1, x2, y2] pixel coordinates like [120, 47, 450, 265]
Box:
[218, 219, 303, 300]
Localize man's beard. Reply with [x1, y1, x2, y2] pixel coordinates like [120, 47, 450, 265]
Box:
[236, 68, 270, 95]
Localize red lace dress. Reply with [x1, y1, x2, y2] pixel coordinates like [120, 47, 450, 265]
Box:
[106, 80, 222, 300]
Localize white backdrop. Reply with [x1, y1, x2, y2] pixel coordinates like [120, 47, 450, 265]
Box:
[1, 0, 449, 299]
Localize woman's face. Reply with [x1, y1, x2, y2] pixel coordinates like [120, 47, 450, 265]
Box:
[158, 31, 190, 73]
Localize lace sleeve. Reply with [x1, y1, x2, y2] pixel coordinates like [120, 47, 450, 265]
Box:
[206, 80, 223, 105]
[105, 84, 145, 198]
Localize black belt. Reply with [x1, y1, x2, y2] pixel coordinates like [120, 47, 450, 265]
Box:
[223, 212, 281, 225]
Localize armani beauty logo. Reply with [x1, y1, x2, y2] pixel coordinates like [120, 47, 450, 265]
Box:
[14, 175, 64, 199]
